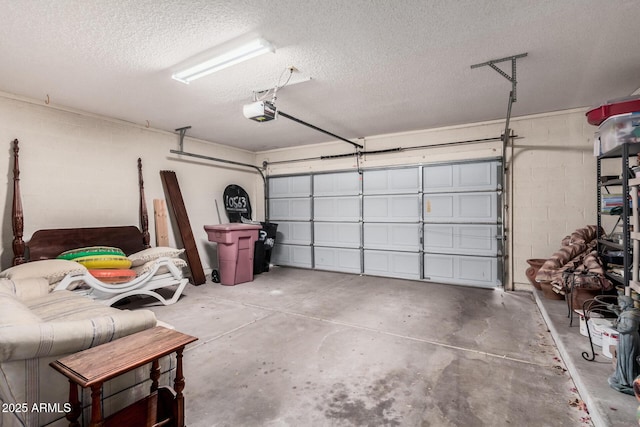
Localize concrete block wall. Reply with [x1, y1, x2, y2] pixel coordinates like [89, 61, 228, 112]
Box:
[0, 92, 262, 272]
[257, 108, 598, 289]
[510, 110, 597, 289]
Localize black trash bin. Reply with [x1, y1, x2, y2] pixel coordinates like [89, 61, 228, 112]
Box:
[253, 222, 278, 274]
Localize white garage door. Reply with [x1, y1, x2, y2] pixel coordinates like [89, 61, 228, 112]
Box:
[269, 175, 313, 268]
[423, 161, 502, 287]
[362, 168, 421, 280]
[312, 171, 361, 273]
[267, 159, 502, 288]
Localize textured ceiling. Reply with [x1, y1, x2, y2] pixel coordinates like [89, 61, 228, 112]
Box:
[0, 0, 639, 151]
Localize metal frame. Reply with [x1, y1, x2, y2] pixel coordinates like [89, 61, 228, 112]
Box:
[169, 126, 270, 219]
[277, 110, 363, 149]
[471, 54, 526, 290]
[470, 53, 528, 102]
[596, 142, 640, 292]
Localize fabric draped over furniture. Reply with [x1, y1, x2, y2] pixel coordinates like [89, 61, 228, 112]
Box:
[0, 278, 171, 427]
[535, 225, 612, 296]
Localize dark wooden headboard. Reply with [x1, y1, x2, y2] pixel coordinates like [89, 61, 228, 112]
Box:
[27, 226, 148, 261]
[11, 139, 151, 265]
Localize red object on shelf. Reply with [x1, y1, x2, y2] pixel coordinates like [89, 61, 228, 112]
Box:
[586, 96, 640, 126]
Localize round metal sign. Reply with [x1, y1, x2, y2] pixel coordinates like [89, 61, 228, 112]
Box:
[223, 184, 252, 222]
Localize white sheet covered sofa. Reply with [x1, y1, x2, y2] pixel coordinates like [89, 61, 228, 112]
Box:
[0, 277, 172, 427]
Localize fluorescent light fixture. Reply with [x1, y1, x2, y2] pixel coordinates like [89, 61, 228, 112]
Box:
[172, 38, 275, 84]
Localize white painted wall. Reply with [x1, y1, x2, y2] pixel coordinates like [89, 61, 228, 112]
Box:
[0, 93, 264, 272]
[256, 108, 598, 290]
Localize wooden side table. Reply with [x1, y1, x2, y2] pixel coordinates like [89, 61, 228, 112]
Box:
[50, 326, 197, 427]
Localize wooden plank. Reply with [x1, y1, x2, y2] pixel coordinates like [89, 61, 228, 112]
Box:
[160, 170, 206, 285]
[154, 199, 170, 247]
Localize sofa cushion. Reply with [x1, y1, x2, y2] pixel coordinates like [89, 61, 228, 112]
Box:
[0, 292, 41, 327]
[0, 277, 50, 301]
[0, 311, 157, 362]
[26, 290, 121, 322]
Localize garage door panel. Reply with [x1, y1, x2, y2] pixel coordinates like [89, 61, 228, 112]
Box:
[423, 165, 453, 191]
[424, 161, 500, 193]
[314, 197, 359, 221]
[273, 244, 312, 268]
[423, 225, 454, 251]
[364, 250, 419, 279]
[363, 223, 420, 251]
[424, 195, 453, 218]
[314, 172, 360, 196]
[458, 162, 495, 189]
[424, 253, 454, 279]
[424, 224, 497, 256]
[458, 257, 497, 283]
[314, 247, 361, 273]
[363, 168, 419, 194]
[459, 194, 494, 219]
[269, 198, 312, 221]
[276, 222, 312, 245]
[424, 253, 499, 287]
[457, 225, 497, 254]
[314, 222, 361, 248]
[269, 175, 311, 198]
[424, 192, 497, 222]
[269, 199, 290, 219]
[363, 195, 420, 222]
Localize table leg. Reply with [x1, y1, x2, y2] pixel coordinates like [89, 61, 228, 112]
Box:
[174, 347, 186, 427]
[89, 384, 103, 427]
[66, 380, 81, 427]
[150, 359, 160, 392]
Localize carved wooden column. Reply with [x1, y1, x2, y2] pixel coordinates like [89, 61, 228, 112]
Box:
[138, 158, 150, 248]
[66, 380, 82, 427]
[12, 139, 25, 265]
[174, 347, 186, 427]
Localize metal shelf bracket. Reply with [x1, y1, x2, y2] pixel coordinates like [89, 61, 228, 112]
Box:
[175, 126, 192, 152]
[471, 53, 528, 102]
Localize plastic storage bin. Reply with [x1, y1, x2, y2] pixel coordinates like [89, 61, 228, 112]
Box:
[586, 95, 640, 126]
[598, 112, 640, 154]
[204, 223, 261, 286]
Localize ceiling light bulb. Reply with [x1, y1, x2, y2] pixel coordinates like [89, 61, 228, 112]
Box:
[172, 38, 275, 84]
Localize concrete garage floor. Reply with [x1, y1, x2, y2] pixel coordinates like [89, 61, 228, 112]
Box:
[125, 267, 599, 426]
